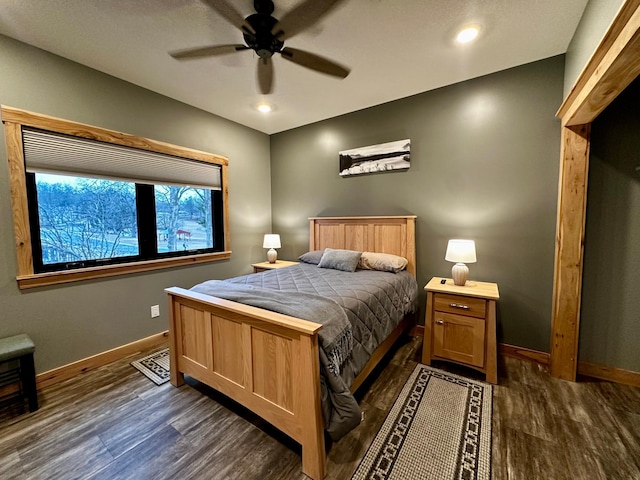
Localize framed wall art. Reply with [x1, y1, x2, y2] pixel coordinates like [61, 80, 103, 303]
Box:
[339, 139, 410, 177]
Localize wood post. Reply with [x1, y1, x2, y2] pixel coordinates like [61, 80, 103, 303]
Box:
[167, 293, 185, 387]
[550, 125, 590, 380]
[298, 334, 325, 480]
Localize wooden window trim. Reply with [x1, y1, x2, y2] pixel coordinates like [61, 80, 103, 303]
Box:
[1, 105, 231, 289]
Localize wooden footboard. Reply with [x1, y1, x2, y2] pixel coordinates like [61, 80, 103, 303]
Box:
[165, 287, 326, 480]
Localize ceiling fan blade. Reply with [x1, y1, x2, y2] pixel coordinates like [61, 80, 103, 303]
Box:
[272, 0, 344, 40]
[170, 44, 248, 60]
[279, 47, 350, 78]
[200, 0, 255, 35]
[257, 57, 274, 95]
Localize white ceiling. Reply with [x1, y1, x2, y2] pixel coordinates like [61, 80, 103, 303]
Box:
[0, 0, 588, 135]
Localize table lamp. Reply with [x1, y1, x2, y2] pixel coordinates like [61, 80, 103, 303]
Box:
[263, 234, 281, 263]
[445, 239, 476, 286]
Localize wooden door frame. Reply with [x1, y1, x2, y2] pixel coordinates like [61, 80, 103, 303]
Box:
[551, 0, 640, 380]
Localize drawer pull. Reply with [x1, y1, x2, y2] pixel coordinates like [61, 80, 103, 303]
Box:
[436, 320, 444, 325]
[450, 303, 470, 310]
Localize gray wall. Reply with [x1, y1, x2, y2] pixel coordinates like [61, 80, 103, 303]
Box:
[270, 56, 565, 352]
[580, 76, 640, 372]
[563, 0, 624, 96]
[0, 35, 271, 373]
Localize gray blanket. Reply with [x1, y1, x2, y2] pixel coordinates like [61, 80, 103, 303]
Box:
[190, 279, 361, 439]
[190, 280, 353, 376]
[228, 264, 419, 388]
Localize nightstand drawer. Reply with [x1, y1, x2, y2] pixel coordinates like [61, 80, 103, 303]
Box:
[434, 293, 486, 318]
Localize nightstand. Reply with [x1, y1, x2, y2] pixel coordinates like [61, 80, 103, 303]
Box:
[422, 277, 500, 384]
[251, 260, 299, 273]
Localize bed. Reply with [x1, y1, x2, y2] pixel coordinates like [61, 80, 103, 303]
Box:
[165, 215, 417, 479]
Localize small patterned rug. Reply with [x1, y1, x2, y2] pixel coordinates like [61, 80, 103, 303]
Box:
[131, 348, 170, 385]
[351, 364, 492, 480]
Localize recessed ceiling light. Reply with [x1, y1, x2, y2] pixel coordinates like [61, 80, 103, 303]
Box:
[456, 25, 481, 44]
[256, 103, 273, 113]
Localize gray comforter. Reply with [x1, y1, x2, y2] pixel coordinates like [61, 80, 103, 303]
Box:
[190, 263, 418, 440]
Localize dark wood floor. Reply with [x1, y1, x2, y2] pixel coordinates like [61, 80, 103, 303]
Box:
[1, 336, 639, 480]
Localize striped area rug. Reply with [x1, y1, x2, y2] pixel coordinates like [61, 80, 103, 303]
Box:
[131, 348, 170, 385]
[351, 364, 492, 480]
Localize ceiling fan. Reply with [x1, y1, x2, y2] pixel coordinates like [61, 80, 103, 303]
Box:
[169, 0, 350, 94]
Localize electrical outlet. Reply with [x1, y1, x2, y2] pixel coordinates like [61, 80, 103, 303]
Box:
[150, 305, 160, 318]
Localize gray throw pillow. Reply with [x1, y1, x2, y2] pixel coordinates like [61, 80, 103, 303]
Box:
[317, 248, 362, 272]
[298, 249, 326, 265]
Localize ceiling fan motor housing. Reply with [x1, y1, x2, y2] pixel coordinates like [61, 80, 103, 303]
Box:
[254, 0, 274, 15]
[243, 11, 283, 59]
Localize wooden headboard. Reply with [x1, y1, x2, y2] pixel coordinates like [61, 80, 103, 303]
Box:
[308, 216, 417, 277]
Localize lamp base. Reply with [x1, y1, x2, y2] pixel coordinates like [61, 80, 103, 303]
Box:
[267, 248, 277, 263]
[451, 262, 469, 286]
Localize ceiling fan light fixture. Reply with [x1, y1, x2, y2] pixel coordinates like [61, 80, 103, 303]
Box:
[256, 103, 273, 113]
[456, 25, 481, 44]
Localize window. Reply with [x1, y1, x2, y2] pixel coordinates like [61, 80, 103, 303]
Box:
[2, 106, 229, 288]
[33, 174, 140, 268]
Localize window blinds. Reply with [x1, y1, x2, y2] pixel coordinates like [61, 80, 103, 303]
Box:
[22, 128, 221, 190]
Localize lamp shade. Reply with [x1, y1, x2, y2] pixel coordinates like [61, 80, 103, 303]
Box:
[263, 234, 281, 249]
[445, 239, 477, 263]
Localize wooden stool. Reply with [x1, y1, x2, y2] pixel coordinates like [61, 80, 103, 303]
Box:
[0, 334, 38, 412]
